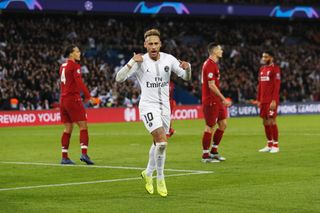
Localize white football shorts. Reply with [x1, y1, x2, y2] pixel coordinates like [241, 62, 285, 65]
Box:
[140, 111, 170, 134]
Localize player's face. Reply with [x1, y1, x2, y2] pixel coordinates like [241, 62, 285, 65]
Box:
[144, 35, 161, 60]
[71, 47, 81, 61]
[261, 53, 272, 65]
[213, 45, 223, 58]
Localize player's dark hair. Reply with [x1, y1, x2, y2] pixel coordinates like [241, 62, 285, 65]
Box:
[207, 42, 219, 55]
[64, 45, 78, 58]
[144, 29, 161, 40]
[264, 50, 274, 57]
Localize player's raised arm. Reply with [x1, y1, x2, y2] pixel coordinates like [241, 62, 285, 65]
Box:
[171, 56, 192, 81]
[116, 53, 143, 82]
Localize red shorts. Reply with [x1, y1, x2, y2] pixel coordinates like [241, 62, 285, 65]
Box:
[259, 103, 278, 119]
[203, 103, 227, 127]
[60, 97, 87, 123]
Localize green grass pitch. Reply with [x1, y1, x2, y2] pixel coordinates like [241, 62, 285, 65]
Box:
[0, 115, 319, 213]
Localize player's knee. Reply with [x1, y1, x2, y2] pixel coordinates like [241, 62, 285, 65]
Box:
[64, 126, 73, 134]
[64, 129, 72, 134]
[154, 135, 167, 143]
[205, 125, 214, 133]
[156, 142, 167, 154]
[219, 124, 227, 131]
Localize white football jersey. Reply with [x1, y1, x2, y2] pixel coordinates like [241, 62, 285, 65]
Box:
[126, 52, 188, 115]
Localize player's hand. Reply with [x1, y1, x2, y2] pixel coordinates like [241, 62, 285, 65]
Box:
[270, 100, 276, 110]
[256, 101, 261, 107]
[85, 97, 98, 105]
[133, 52, 143, 63]
[178, 60, 190, 70]
[251, 100, 260, 107]
[222, 98, 232, 107]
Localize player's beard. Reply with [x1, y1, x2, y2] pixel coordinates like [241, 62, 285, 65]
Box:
[149, 50, 159, 60]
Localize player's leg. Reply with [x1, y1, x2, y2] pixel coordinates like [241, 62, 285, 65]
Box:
[259, 117, 273, 152]
[140, 111, 167, 196]
[76, 120, 94, 164]
[210, 118, 227, 161]
[67, 98, 94, 165]
[270, 117, 279, 153]
[60, 99, 75, 164]
[210, 105, 227, 161]
[141, 141, 156, 194]
[151, 127, 168, 197]
[201, 105, 219, 163]
[60, 123, 75, 164]
[259, 103, 273, 152]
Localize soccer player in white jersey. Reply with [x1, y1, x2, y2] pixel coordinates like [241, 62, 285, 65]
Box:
[116, 29, 191, 197]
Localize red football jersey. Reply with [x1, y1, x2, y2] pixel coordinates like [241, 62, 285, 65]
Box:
[257, 63, 281, 103]
[59, 59, 90, 99]
[201, 58, 221, 105]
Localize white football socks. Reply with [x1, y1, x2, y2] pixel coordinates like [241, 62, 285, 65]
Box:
[155, 142, 167, 180]
[146, 143, 156, 177]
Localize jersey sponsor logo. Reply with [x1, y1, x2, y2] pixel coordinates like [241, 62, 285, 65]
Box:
[146, 81, 169, 88]
[260, 76, 270, 81]
[208, 73, 213, 78]
[164, 66, 170, 72]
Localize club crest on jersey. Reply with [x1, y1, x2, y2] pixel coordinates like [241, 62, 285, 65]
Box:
[77, 69, 81, 74]
[164, 66, 170, 72]
[208, 73, 213, 78]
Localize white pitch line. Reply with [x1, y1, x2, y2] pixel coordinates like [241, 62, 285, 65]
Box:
[0, 161, 212, 174]
[0, 172, 213, 192]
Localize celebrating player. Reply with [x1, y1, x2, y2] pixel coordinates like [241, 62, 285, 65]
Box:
[257, 51, 281, 153]
[116, 29, 191, 197]
[59, 45, 95, 165]
[201, 43, 231, 163]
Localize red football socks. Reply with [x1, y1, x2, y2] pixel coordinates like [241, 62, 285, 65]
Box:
[272, 124, 279, 147]
[264, 125, 273, 141]
[202, 132, 212, 158]
[61, 132, 71, 159]
[211, 129, 224, 153]
[272, 124, 278, 142]
[80, 129, 89, 155]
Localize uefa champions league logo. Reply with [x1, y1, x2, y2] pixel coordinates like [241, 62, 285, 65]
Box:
[134, 1, 190, 15]
[0, 0, 43, 10]
[270, 6, 319, 18]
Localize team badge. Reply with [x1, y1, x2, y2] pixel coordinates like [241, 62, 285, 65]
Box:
[77, 69, 81, 74]
[164, 66, 170, 72]
[149, 122, 153, 127]
[208, 73, 213, 78]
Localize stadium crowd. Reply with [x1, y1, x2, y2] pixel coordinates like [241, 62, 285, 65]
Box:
[0, 14, 319, 110]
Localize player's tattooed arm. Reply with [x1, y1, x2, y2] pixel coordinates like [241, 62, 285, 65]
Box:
[178, 60, 191, 81]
